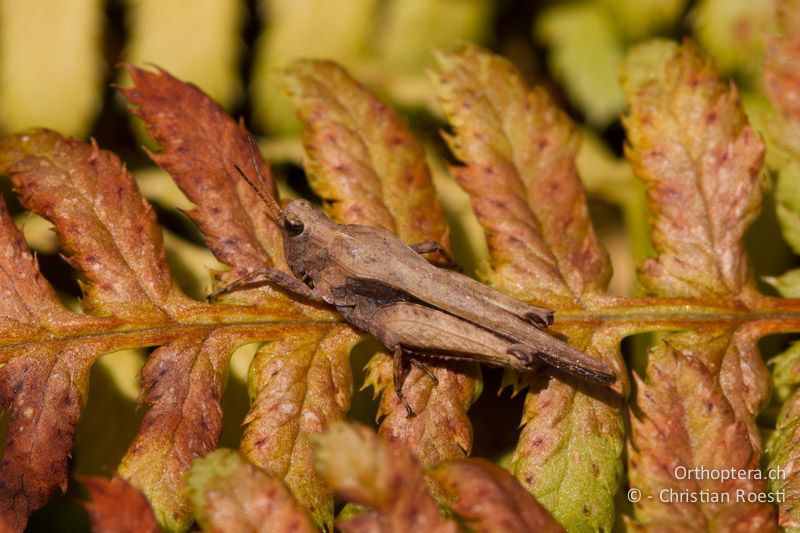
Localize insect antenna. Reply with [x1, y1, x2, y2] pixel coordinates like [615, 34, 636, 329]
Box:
[232, 134, 283, 222]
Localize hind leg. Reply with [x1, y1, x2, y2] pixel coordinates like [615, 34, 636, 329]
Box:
[392, 346, 415, 417]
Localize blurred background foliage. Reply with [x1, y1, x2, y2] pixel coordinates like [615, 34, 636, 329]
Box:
[0, 0, 795, 530]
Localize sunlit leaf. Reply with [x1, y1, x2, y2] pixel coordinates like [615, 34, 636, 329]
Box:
[433, 43, 624, 531]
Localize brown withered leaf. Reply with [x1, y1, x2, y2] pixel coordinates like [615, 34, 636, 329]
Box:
[0, 132, 192, 531]
[120, 65, 285, 281]
[283, 59, 481, 466]
[628, 334, 776, 531]
[0, 188, 112, 531]
[186, 449, 314, 533]
[121, 66, 355, 529]
[432, 43, 624, 530]
[428, 458, 564, 533]
[312, 422, 458, 533]
[82, 476, 161, 533]
[0, 129, 302, 532]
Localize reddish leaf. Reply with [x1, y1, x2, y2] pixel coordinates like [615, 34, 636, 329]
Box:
[82, 476, 160, 533]
[0, 129, 297, 531]
[0, 134, 132, 531]
[432, 44, 623, 530]
[0, 130, 189, 320]
[621, 39, 765, 300]
[621, 39, 775, 531]
[433, 44, 610, 307]
[363, 355, 480, 463]
[121, 65, 353, 529]
[283, 59, 449, 249]
[312, 422, 458, 533]
[117, 332, 240, 529]
[187, 450, 314, 533]
[121, 66, 284, 281]
[429, 458, 564, 533]
[628, 333, 776, 531]
[240, 326, 358, 526]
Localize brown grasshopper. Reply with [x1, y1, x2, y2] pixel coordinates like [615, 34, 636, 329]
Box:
[216, 142, 617, 416]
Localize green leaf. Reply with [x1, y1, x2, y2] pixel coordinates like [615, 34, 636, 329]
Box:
[691, 0, 776, 83]
[777, 162, 800, 254]
[373, 0, 493, 109]
[598, 0, 689, 41]
[536, 2, 625, 127]
[765, 268, 800, 298]
[768, 389, 800, 530]
[250, 0, 378, 134]
[121, 0, 243, 108]
[0, 0, 103, 136]
[770, 342, 800, 401]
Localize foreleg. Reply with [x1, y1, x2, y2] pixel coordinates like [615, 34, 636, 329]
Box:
[209, 267, 321, 301]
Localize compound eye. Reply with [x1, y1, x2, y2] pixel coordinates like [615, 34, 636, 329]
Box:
[284, 217, 305, 237]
